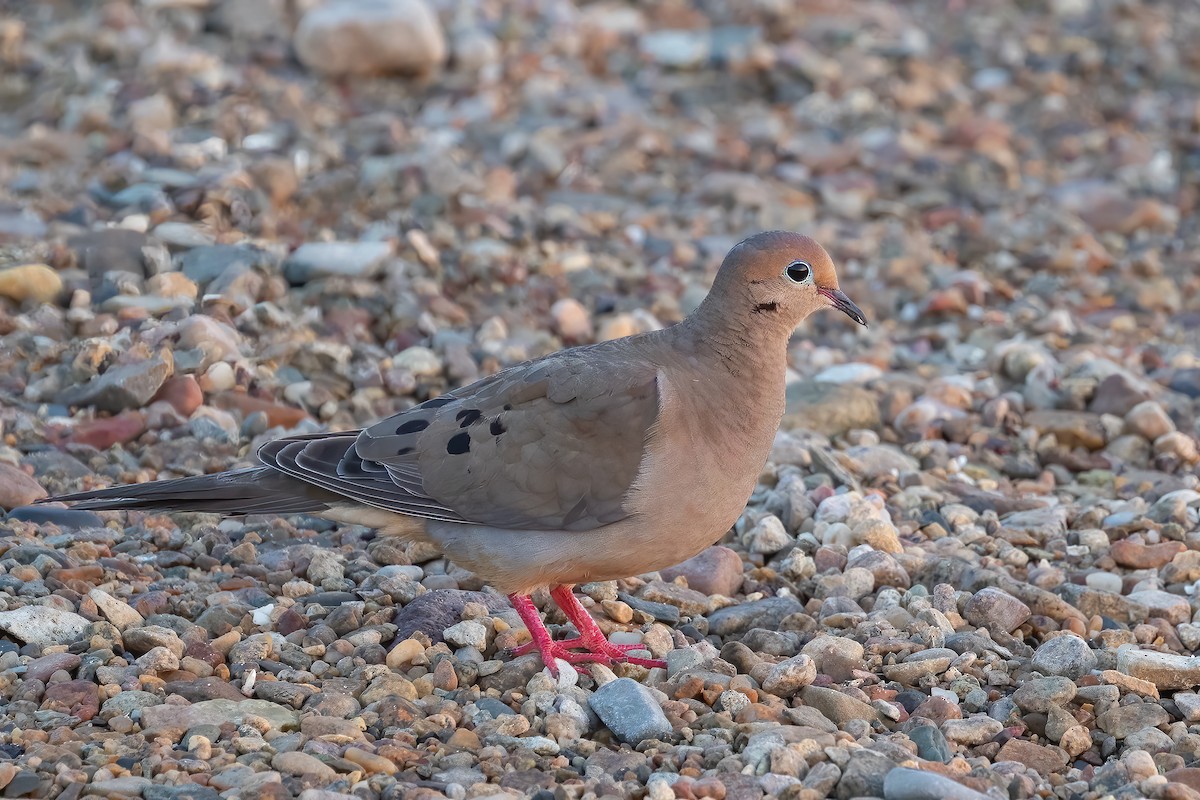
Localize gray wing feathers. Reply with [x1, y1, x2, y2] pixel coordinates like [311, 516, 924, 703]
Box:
[351, 343, 662, 531]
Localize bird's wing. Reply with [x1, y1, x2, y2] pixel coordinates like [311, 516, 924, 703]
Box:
[258, 342, 662, 531]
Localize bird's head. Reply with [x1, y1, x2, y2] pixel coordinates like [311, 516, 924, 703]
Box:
[707, 230, 867, 332]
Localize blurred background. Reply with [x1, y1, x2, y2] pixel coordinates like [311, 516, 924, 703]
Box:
[0, 0, 1196, 487]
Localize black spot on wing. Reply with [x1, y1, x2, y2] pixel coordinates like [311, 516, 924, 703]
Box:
[456, 409, 482, 427]
[420, 397, 454, 408]
[396, 447, 414, 456]
[396, 419, 430, 435]
[446, 432, 470, 455]
[489, 417, 506, 436]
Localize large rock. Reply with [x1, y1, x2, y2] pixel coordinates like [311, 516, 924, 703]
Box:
[659, 546, 743, 597]
[57, 352, 174, 413]
[782, 381, 880, 436]
[282, 241, 395, 283]
[0, 264, 62, 304]
[0, 606, 90, 646]
[391, 590, 509, 643]
[294, 0, 446, 77]
[588, 678, 673, 745]
[0, 463, 47, 510]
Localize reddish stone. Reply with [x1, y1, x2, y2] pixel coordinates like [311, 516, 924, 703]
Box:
[152, 375, 203, 416]
[48, 566, 103, 583]
[210, 391, 308, 428]
[26, 653, 81, 683]
[184, 640, 224, 668]
[660, 546, 744, 597]
[1110, 539, 1187, 570]
[41, 679, 99, 721]
[909, 696, 962, 726]
[70, 411, 146, 450]
[277, 607, 308, 636]
[133, 591, 170, 618]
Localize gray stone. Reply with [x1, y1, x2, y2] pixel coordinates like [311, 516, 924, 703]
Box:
[392, 590, 509, 643]
[1012, 676, 1077, 713]
[6, 506, 103, 528]
[761, 654, 816, 698]
[962, 587, 1031, 632]
[707, 595, 803, 636]
[588, 678, 673, 745]
[907, 724, 951, 763]
[941, 716, 1002, 746]
[837, 749, 897, 799]
[1031, 635, 1097, 679]
[123, 625, 185, 657]
[783, 381, 880, 436]
[179, 244, 276, 287]
[0, 605, 90, 646]
[57, 355, 173, 413]
[883, 767, 990, 800]
[1096, 702, 1170, 738]
[141, 698, 300, 732]
[800, 685, 878, 726]
[294, 0, 447, 77]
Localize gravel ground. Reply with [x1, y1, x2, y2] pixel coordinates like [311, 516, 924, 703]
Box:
[1, 0, 1200, 798]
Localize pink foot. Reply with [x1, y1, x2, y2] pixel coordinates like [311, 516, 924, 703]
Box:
[507, 587, 668, 676]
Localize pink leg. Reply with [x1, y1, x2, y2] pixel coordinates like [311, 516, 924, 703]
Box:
[507, 586, 667, 674]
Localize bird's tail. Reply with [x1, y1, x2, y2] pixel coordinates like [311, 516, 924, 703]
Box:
[39, 467, 337, 516]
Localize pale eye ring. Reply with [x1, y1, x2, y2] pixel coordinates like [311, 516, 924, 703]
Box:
[785, 261, 811, 283]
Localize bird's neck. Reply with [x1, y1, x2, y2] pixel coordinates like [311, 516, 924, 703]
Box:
[681, 298, 794, 384]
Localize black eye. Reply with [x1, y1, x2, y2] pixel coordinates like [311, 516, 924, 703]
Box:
[785, 261, 811, 283]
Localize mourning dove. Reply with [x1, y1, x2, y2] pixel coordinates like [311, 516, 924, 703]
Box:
[43, 231, 866, 674]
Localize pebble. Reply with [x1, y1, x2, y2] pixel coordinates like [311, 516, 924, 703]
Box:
[962, 587, 1031, 632]
[0, 606, 90, 646]
[88, 588, 145, 630]
[283, 241, 395, 283]
[1031, 634, 1097, 679]
[658, 546, 743, 597]
[801, 635, 866, 681]
[271, 751, 337, 780]
[0, 264, 62, 304]
[293, 0, 446, 77]
[588, 678, 673, 744]
[883, 767, 991, 800]
[0, 463, 47, 510]
[57, 354, 174, 413]
[1096, 702, 1170, 738]
[760, 654, 816, 697]
[1011, 676, 1077, 713]
[941, 716, 1003, 746]
[1117, 647, 1200, 690]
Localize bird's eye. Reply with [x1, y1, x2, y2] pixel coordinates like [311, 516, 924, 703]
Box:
[785, 261, 811, 283]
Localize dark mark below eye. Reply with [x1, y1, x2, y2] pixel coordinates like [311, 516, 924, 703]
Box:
[753, 302, 779, 313]
[446, 432, 471, 455]
[395, 419, 430, 434]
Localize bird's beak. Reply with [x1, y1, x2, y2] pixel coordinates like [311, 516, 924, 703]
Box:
[819, 288, 868, 327]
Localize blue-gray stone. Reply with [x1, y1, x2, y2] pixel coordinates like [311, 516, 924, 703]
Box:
[908, 724, 952, 763]
[6, 506, 103, 529]
[588, 678, 673, 745]
[707, 595, 803, 636]
[884, 767, 990, 800]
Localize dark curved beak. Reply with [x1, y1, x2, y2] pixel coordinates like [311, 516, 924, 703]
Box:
[819, 288, 868, 327]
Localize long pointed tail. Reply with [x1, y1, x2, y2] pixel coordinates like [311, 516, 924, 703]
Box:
[39, 467, 339, 516]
